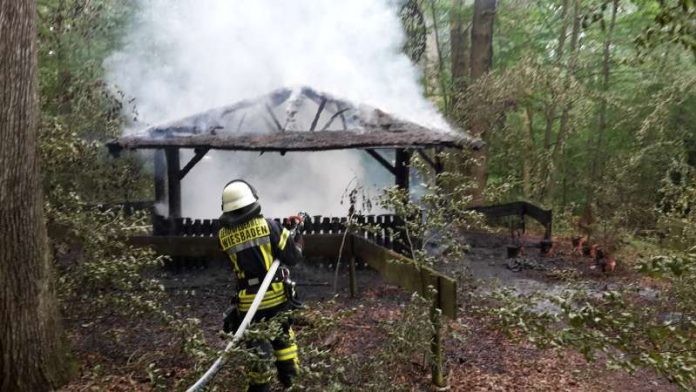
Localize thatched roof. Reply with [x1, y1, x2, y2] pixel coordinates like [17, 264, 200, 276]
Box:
[107, 87, 481, 153]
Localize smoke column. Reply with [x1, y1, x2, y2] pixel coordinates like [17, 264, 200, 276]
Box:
[105, 0, 447, 218]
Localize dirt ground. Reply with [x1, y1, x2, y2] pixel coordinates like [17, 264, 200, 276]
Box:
[61, 232, 677, 391]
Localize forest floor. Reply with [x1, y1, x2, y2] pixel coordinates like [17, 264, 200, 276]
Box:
[60, 231, 676, 391]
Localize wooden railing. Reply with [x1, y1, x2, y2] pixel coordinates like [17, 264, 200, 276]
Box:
[467, 201, 553, 240]
[151, 214, 410, 253]
[147, 200, 553, 256]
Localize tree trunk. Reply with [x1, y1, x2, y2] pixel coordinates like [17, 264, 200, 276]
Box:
[429, 0, 450, 113]
[594, 0, 618, 179]
[538, 0, 571, 199]
[554, 0, 571, 63]
[469, 0, 496, 205]
[0, 2, 70, 391]
[545, 0, 583, 201]
[450, 0, 469, 109]
[522, 106, 535, 198]
[586, 0, 618, 206]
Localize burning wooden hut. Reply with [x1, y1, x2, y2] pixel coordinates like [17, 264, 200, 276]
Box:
[105, 85, 485, 317]
[107, 86, 480, 246]
[106, 86, 551, 320]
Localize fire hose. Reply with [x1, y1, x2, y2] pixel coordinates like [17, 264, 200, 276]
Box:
[186, 259, 281, 392]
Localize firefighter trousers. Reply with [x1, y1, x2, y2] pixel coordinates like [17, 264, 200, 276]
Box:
[246, 322, 299, 392]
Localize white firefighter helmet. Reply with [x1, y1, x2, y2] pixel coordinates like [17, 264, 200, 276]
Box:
[221, 180, 258, 213]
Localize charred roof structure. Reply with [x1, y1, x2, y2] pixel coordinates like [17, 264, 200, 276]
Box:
[108, 86, 479, 152]
[107, 86, 481, 219]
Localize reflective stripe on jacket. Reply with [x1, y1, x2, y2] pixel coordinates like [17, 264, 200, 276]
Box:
[218, 216, 300, 312]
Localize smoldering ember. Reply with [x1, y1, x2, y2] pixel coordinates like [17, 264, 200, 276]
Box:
[1, 1, 695, 392]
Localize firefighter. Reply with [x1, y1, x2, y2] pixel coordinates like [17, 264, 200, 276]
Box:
[218, 179, 303, 392]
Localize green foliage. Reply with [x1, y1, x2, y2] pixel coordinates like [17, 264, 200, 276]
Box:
[37, 0, 148, 204]
[485, 248, 696, 389]
[487, 287, 695, 388]
[656, 161, 696, 247]
[474, 43, 696, 384]
[382, 292, 436, 367]
[35, 2, 188, 389]
[378, 152, 484, 267]
[428, 0, 696, 238]
[477, 145, 696, 386]
[638, 251, 696, 278]
[635, 0, 696, 58]
[294, 293, 435, 391]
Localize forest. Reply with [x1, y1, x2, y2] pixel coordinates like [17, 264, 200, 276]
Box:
[1, 0, 695, 391]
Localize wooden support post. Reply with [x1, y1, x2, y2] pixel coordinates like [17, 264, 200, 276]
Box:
[434, 147, 444, 175]
[154, 149, 166, 205]
[165, 148, 182, 218]
[348, 256, 357, 298]
[394, 148, 411, 192]
[153, 149, 167, 235]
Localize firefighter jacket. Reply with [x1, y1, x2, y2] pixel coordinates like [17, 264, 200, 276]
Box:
[218, 215, 302, 313]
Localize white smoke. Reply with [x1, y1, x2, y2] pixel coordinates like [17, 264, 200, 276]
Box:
[106, 0, 446, 218]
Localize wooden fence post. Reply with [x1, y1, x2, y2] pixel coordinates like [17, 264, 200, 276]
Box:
[429, 284, 447, 389]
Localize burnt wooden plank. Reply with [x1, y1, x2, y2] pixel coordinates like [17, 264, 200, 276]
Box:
[321, 217, 331, 234]
[312, 215, 322, 234]
[193, 219, 203, 236]
[202, 219, 212, 236]
[173, 218, 185, 235]
[182, 218, 193, 235]
[330, 217, 341, 234]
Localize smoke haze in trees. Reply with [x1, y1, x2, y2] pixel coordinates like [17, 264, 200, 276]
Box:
[105, 0, 447, 218]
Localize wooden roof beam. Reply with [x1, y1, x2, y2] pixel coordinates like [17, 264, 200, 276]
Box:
[178, 147, 210, 180]
[365, 149, 396, 175]
[416, 148, 444, 173]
